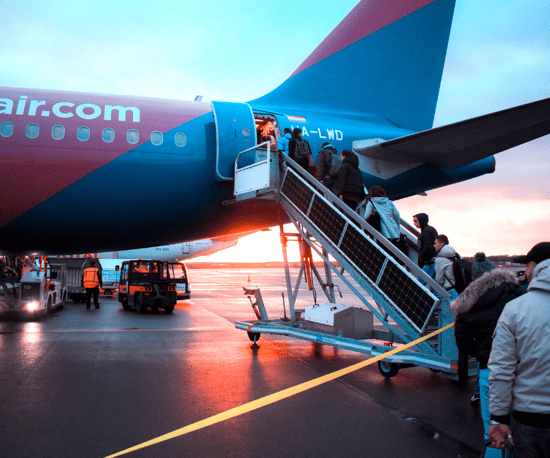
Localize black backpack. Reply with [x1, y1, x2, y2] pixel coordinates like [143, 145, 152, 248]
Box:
[445, 254, 473, 294]
[293, 140, 309, 160]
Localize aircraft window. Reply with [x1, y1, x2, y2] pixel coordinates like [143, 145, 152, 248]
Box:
[52, 125, 65, 140]
[102, 128, 115, 143]
[127, 129, 139, 144]
[0, 122, 14, 137]
[242, 129, 250, 136]
[175, 132, 186, 147]
[77, 126, 90, 141]
[151, 131, 163, 146]
[26, 123, 39, 139]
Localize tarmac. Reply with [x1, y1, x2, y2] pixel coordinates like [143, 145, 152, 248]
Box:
[0, 267, 486, 457]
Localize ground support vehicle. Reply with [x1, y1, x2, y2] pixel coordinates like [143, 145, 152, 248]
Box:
[169, 262, 191, 300]
[0, 256, 67, 317]
[232, 149, 476, 379]
[100, 268, 119, 296]
[48, 257, 102, 303]
[118, 260, 178, 314]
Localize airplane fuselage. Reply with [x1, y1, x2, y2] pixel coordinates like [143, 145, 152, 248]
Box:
[0, 87, 495, 255]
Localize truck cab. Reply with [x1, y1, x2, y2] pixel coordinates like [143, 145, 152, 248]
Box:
[118, 260, 178, 314]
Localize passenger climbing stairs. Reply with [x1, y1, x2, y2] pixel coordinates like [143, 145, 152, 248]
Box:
[229, 143, 468, 378]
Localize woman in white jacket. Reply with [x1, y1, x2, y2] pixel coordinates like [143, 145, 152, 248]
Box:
[356, 185, 401, 241]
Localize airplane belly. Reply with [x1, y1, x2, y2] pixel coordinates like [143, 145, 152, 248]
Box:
[0, 112, 282, 254]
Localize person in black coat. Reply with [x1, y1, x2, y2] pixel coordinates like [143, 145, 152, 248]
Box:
[336, 150, 364, 210]
[450, 269, 523, 450]
[288, 127, 311, 172]
[413, 213, 438, 280]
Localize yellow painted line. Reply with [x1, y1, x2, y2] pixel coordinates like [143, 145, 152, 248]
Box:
[105, 322, 454, 458]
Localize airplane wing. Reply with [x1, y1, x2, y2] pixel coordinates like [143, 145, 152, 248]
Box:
[354, 97, 550, 170]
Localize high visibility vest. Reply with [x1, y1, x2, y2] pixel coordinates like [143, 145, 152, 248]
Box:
[83, 267, 100, 288]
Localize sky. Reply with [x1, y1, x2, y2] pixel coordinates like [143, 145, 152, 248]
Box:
[1, 0, 549, 262]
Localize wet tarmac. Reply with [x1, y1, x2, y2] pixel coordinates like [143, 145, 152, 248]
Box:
[0, 267, 485, 457]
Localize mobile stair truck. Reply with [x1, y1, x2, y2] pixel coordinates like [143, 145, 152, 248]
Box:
[228, 141, 474, 379]
[0, 256, 67, 317]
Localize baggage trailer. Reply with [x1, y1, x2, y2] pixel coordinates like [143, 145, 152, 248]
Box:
[0, 256, 67, 317]
[49, 257, 102, 303]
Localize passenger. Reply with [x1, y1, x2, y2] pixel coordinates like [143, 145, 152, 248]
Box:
[472, 252, 495, 280]
[450, 267, 522, 457]
[356, 185, 402, 249]
[262, 135, 277, 151]
[413, 213, 438, 281]
[288, 128, 311, 172]
[336, 150, 364, 210]
[488, 242, 550, 456]
[277, 127, 292, 155]
[433, 234, 460, 300]
[316, 142, 339, 192]
[81, 260, 102, 309]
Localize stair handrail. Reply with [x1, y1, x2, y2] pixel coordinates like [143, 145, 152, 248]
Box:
[278, 156, 447, 297]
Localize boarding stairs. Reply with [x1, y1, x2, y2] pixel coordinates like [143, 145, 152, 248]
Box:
[230, 144, 460, 373]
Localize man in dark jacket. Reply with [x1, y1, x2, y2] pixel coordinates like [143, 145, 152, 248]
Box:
[316, 142, 338, 192]
[81, 260, 103, 309]
[336, 150, 364, 210]
[288, 128, 311, 172]
[450, 269, 522, 456]
[413, 213, 438, 280]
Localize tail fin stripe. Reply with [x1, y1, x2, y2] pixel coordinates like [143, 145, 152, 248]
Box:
[291, 0, 437, 77]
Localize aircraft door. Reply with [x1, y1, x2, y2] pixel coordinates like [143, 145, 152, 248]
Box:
[211, 101, 256, 182]
[182, 243, 190, 255]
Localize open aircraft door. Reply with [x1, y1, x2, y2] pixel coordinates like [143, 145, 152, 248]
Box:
[212, 101, 256, 182]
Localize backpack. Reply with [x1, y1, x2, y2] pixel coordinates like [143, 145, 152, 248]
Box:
[293, 140, 309, 160]
[445, 254, 472, 294]
[365, 201, 382, 233]
[327, 150, 341, 177]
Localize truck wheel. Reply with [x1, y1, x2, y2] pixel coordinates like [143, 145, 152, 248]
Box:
[121, 296, 130, 311]
[46, 297, 52, 315]
[164, 306, 174, 314]
[378, 360, 399, 378]
[135, 294, 146, 314]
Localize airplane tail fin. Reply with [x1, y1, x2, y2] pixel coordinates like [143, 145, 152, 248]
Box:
[250, 0, 456, 132]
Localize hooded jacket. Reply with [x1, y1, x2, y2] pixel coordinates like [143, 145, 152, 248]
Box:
[435, 244, 458, 289]
[450, 269, 520, 368]
[316, 144, 338, 179]
[336, 154, 363, 200]
[413, 213, 437, 267]
[357, 197, 400, 239]
[489, 259, 550, 426]
[277, 132, 291, 154]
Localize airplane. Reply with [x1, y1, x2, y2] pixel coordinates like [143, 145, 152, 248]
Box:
[1, 0, 549, 256]
[51, 236, 241, 263]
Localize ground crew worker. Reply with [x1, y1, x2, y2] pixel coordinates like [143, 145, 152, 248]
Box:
[82, 260, 102, 309]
